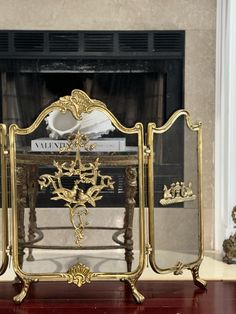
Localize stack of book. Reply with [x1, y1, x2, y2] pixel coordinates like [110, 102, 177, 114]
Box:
[31, 137, 126, 152]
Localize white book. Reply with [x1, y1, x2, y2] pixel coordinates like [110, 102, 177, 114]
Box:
[31, 137, 126, 152]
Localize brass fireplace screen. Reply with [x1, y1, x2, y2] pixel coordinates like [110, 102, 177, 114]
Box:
[0, 90, 206, 303]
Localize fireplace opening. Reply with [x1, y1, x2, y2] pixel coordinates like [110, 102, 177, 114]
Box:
[1, 71, 168, 146]
[0, 31, 185, 207]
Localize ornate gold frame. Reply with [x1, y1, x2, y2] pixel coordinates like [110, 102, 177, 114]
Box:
[147, 110, 206, 288]
[0, 123, 8, 275]
[9, 90, 146, 304]
[0, 90, 206, 304]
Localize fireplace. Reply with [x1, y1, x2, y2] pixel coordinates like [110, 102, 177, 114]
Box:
[0, 30, 185, 206]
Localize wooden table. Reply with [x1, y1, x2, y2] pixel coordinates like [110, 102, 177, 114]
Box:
[15, 152, 139, 272]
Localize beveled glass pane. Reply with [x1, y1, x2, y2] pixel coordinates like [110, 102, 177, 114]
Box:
[151, 114, 201, 271]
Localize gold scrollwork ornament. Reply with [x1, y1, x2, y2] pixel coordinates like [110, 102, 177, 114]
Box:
[61, 263, 95, 287]
[38, 132, 114, 245]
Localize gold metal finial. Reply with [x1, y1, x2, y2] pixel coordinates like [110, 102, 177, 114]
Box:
[38, 131, 114, 245]
[160, 181, 196, 206]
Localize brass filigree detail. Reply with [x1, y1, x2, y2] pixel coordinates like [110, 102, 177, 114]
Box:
[60, 133, 96, 153]
[160, 181, 196, 206]
[38, 132, 114, 245]
[51, 89, 106, 120]
[61, 263, 95, 287]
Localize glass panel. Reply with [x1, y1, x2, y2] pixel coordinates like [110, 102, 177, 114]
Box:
[151, 115, 200, 271]
[14, 106, 141, 275]
[0, 124, 8, 274]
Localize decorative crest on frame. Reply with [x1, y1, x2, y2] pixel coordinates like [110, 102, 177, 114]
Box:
[50, 89, 107, 120]
[61, 263, 95, 287]
[160, 181, 196, 206]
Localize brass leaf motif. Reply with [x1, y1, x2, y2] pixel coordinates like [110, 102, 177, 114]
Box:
[62, 263, 94, 287]
[38, 132, 114, 245]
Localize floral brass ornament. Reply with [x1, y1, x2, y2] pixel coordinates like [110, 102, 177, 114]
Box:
[222, 206, 236, 264]
[38, 132, 115, 245]
[160, 181, 196, 206]
[61, 263, 95, 287]
[55, 89, 107, 119]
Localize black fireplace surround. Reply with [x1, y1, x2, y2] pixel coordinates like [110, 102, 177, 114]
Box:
[0, 30, 185, 207]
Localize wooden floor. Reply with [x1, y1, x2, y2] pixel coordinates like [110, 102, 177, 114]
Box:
[0, 280, 235, 314]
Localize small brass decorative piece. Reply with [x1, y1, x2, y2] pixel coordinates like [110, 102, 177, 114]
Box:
[160, 181, 196, 206]
[38, 132, 115, 245]
[13, 278, 38, 304]
[52, 89, 107, 120]
[61, 263, 95, 287]
[173, 261, 184, 275]
[222, 206, 236, 264]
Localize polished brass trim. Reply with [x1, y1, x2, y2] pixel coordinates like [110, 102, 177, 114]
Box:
[198, 119, 204, 265]
[12, 89, 136, 136]
[147, 110, 206, 285]
[145, 243, 152, 267]
[9, 89, 145, 303]
[0, 123, 9, 275]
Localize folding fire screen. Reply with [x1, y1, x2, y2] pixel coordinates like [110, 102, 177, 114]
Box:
[0, 90, 206, 303]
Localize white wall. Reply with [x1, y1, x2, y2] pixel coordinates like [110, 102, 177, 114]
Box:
[215, 0, 236, 250]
